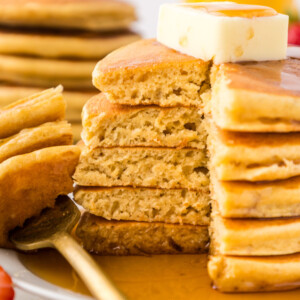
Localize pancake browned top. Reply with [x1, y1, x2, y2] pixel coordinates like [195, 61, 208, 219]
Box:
[219, 175, 300, 191]
[214, 125, 300, 147]
[222, 58, 300, 97]
[83, 93, 177, 119]
[94, 39, 208, 74]
[84, 93, 139, 117]
[216, 215, 300, 230]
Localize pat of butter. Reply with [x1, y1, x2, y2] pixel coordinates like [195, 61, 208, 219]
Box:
[157, 2, 289, 64]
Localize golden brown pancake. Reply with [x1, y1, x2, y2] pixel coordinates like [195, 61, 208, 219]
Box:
[0, 0, 136, 31]
[211, 57, 300, 132]
[0, 86, 65, 139]
[73, 146, 208, 189]
[207, 122, 300, 181]
[74, 186, 210, 225]
[0, 55, 96, 89]
[0, 145, 80, 247]
[210, 213, 300, 256]
[211, 173, 300, 218]
[0, 85, 94, 123]
[0, 28, 140, 59]
[208, 254, 300, 292]
[82, 93, 207, 149]
[0, 121, 72, 163]
[76, 212, 209, 255]
[93, 39, 210, 107]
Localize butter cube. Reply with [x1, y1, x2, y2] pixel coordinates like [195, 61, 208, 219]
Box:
[157, 2, 289, 63]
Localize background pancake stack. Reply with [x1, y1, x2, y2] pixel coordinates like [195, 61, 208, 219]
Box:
[0, 0, 139, 141]
[207, 57, 300, 292]
[73, 39, 211, 255]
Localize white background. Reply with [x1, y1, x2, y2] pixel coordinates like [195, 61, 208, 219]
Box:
[127, 0, 179, 38]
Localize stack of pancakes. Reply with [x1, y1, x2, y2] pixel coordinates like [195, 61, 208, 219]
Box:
[0, 0, 139, 141]
[207, 57, 300, 292]
[73, 39, 211, 255]
[0, 86, 80, 248]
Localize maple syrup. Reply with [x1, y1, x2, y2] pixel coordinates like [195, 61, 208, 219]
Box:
[18, 250, 300, 300]
[225, 58, 300, 97]
[187, 3, 277, 18]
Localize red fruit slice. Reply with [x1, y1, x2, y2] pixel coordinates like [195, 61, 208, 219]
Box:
[0, 266, 14, 300]
[288, 22, 300, 45]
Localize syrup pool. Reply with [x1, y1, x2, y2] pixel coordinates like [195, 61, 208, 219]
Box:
[18, 250, 300, 300]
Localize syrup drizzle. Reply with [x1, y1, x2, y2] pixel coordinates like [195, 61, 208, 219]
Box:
[185, 3, 277, 18]
[227, 56, 300, 96]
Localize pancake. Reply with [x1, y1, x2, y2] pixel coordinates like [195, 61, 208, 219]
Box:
[0, 0, 136, 31]
[0, 86, 65, 139]
[76, 213, 209, 255]
[0, 55, 96, 89]
[93, 39, 210, 107]
[211, 173, 300, 218]
[208, 254, 300, 292]
[71, 123, 82, 143]
[82, 93, 206, 149]
[0, 121, 72, 164]
[0, 86, 94, 122]
[74, 186, 210, 225]
[0, 145, 80, 247]
[210, 213, 300, 256]
[207, 122, 300, 181]
[0, 29, 140, 59]
[211, 57, 300, 132]
[73, 146, 209, 189]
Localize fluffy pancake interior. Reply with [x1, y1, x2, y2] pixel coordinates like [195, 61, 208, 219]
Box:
[74, 186, 210, 225]
[73, 147, 209, 189]
[93, 39, 211, 107]
[82, 93, 207, 149]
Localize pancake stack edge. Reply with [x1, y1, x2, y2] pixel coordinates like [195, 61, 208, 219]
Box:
[207, 56, 300, 292]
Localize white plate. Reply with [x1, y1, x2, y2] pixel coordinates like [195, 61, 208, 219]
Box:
[0, 248, 93, 300]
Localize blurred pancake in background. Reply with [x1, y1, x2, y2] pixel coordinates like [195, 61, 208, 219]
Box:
[71, 123, 83, 143]
[0, 0, 136, 31]
[0, 28, 140, 59]
[0, 55, 96, 89]
[0, 0, 139, 142]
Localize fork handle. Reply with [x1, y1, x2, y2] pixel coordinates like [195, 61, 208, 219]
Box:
[52, 231, 127, 300]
